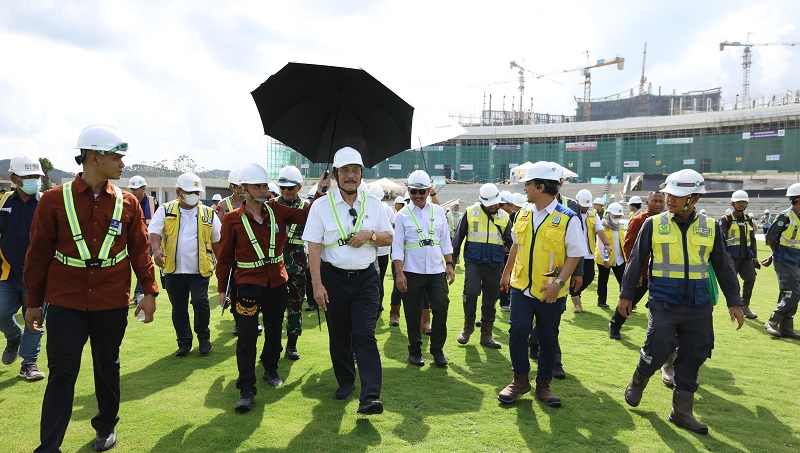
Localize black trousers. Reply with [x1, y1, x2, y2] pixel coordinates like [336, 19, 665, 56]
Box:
[401, 272, 450, 353]
[610, 282, 649, 329]
[321, 264, 382, 402]
[732, 258, 756, 302]
[36, 305, 127, 452]
[233, 283, 287, 394]
[596, 263, 625, 305]
[163, 273, 211, 347]
[463, 262, 502, 322]
[390, 263, 430, 308]
[569, 258, 596, 297]
[377, 254, 389, 306]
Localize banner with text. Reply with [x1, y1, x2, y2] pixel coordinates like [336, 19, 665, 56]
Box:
[566, 142, 597, 151]
[388, 164, 402, 170]
[460, 164, 474, 170]
[657, 138, 694, 145]
[743, 129, 785, 140]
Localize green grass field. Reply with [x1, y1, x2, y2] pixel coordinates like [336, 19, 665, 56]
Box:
[2, 243, 799, 452]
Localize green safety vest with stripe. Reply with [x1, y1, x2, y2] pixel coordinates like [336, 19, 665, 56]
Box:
[160, 200, 216, 277]
[403, 203, 440, 249]
[55, 182, 128, 268]
[324, 192, 372, 249]
[284, 198, 306, 246]
[237, 205, 283, 268]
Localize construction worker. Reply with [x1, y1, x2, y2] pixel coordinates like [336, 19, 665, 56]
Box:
[216, 163, 324, 413]
[1, 155, 46, 381]
[719, 190, 759, 319]
[393, 170, 455, 367]
[498, 191, 518, 312]
[595, 202, 626, 309]
[369, 183, 395, 313]
[446, 201, 462, 238]
[627, 196, 642, 219]
[127, 175, 159, 304]
[570, 189, 610, 312]
[24, 125, 158, 452]
[149, 172, 221, 356]
[212, 193, 223, 209]
[593, 197, 605, 217]
[620, 169, 744, 435]
[498, 161, 587, 407]
[760, 209, 774, 232]
[268, 182, 280, 200]
[303, 147, 394, 415]
[452, 183, 512, 349]
[388, 195, 406, 326]
[217, 168, 244, 218]
[763, 183, 800, 340]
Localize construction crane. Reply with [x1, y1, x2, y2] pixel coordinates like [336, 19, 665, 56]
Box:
[508, 60, 563, 115]
[720, 39, 800, 109]
[639, 42, 647, 95]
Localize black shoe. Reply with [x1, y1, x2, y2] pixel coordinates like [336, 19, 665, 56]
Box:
[93, 430, 117, 452]
[597, 303, 611, 309]
[553, 363, 566, 379]
[284, 346, 300, 360]
[408, 351, 424, 367]
[608, 323, 621, 340]
[174, 345, 192, 357]
[431, 350, 449, 367]
[263, 370, 284, 387]
[357, 398, 384, 415]
[235, 390, 255, 412]
[2, 337, 21, 365]
[199, 340, 213, 355]
[335, 383, 356, 400]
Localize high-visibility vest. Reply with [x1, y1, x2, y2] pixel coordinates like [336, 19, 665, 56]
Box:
[284, 198, 306, 246]
[721, 213, 754, 258]
[237, 204, 283, 268]
[54, 182, 128, 268]
[323, 192, 372, 249]
[510, 204, 574, 299]
[778, 209, 800, 249]
[595, 225, 626, 264]
[651, 212, 714, 280]
[0, 192, 14, 280]
[464, 202, 508, 267]
[584, 208, 597, 254]
[403, 203, 440, 249]
[161, 200, 216, 277]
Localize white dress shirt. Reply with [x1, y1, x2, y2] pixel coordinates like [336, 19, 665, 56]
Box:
[302, 189, 394, 270]
[391, 202, 453, 274]
[148, 203, 221, 274]
[377, 202, 395, 257]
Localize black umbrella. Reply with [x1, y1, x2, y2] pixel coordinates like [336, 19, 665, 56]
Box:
[251, 62, 414, 168]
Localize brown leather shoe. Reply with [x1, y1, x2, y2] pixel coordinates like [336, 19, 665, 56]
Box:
[498, 372, 531, 404]
[534, 376, 561, 407]
[479, 322, 502, 349]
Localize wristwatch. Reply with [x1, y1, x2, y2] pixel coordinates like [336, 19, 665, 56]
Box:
[371, 230, 377, 242]
[554, 279, 566, 288]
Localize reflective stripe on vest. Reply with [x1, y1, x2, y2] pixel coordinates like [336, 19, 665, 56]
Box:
[224, 196, 234, 212]
[403, 203, 440, 249]
[651, 212, 714, 279]
[323, 192, 372, 248]
[55, 181, 128, 268]
[509, 206, 571, 299]
[779, 209, 800, 248]
[161, 201, 216, 277]
[286, 199, 306, 245]
[724, 214, 754, 248]
[237, 205, 283, 268]
[465, 204, 508, 245]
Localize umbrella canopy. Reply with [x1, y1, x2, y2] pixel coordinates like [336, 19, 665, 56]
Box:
[251, 62, 414, 168]
[409, 113, 467, 150]
[370, 177, 403, 193]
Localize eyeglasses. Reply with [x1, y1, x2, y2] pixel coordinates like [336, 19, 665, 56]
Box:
[279, 185, 299, 191]
[408, 188, 427, 195]
[348, 208, 358, 225]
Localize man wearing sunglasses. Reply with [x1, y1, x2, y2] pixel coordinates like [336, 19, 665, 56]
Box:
[393, 170, 455, 367]
[303, 147, 394, 415]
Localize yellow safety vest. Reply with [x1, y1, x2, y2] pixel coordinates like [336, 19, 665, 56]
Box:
[510, 205, 572, 299]
[651, 212, 714, 280]
[585, 208, 597, 254]
[595, 225, 626, 264]
[465, 202, 508, 245]
[161, 200, 216, 277]
[778, 209, 800, 249]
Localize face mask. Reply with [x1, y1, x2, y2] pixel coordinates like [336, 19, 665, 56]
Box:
[610, 217, 620, 226]
[20, 178, 41, 195]
[182, 194, 200, 206]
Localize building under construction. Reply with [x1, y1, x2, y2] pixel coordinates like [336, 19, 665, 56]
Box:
[576, 88, 723, 122]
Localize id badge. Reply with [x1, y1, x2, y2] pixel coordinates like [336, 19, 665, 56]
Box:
[110, 219, 122, 236]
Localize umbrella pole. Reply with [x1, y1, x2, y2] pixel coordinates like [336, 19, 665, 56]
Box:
[418, 138, 429, 174]
[321, 103, 343, 192]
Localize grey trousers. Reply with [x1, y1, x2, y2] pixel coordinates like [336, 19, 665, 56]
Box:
[462, 262, 502, 323]
[773, 260, 800, 318]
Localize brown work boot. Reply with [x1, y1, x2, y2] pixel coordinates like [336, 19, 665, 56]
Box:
[779, 318, 800, 340]
[534, 376, 561, 407]
[479, 322, 502, 349]
[420, 308, 432, 335]
[498, 372, 531, 404]
[764, 313, 783, 337]
[457, 317, 476, 344]
[389, 304, 401, 327]
[625, 369, 650, 407]
[742, 300, 758, 319]
[571, 296, 583, 313]
[661, 351, 677, 387]
[668, 389, 708, 434]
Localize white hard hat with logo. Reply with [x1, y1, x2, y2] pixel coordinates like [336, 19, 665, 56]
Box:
[407, 170, 431, 189]
[479, 183, 501, 206]
[576, 189, 593, 207]
[627, 196, 643, 205]
[128, 175, 147, 189]
[787, 183, 800, 197]
[212, 194, 222, 201]
[520, 161, 562, 182]
[368, 183, 385, 199]
[238, 163, 269, 185]
[75, 125, 127, 155]
[512, 193, 527, 208]
[607, 202, 624, 216]
[660, 169, 705, 197]
[176, 173, 204, 192]
[228, 168, 241, 185]
[499, 190, 514, 204]
[731, 190, 749, 202]
[8, 155, 44, 177]
[277, 166, 303, 187]
[332, 147, 364, 169]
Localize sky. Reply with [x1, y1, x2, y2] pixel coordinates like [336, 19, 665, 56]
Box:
[1, 0, 798, 172]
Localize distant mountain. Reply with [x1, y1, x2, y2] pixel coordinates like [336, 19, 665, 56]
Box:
[1, 158, 227, 184]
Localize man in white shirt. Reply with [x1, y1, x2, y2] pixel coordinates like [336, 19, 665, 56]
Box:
[392, 171, 455, 367]
[149, 173, 221, 356]
[369, 183, 395, 312]
[302, 147, 394, 415]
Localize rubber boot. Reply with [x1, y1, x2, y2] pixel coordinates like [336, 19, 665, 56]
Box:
[479, 322, 502, 349]
[534, 376, 561, 407]
[741, 299, 758, 319]
[764, 313, 783, 337]
[457, 317, 476, 344]
[624, 369, 650, 407]
[284, 334, 300, 360]
[668, 389, 708, 434]
[779, 318, 800, 340]
[389, 304, 401, 327]
[661, 351, 677, 387]
[498, 372, 531, 404]
[421, 308, 432, 335]
[571, 295, 583, 313]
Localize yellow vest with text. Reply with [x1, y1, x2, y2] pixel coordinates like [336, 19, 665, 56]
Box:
[464, 203, 509, 267]
[722, 213, 754, 258]
[595, 225, 626, 264]
[510, 204, 574, 299]
[651, 212, 714, 279]
[161, 200, 216, 277]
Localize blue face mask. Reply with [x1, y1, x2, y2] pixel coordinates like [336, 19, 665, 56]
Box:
[20, 178, 41, 195]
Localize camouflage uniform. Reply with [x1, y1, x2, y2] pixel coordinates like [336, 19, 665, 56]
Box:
[279, 196, 307, 336]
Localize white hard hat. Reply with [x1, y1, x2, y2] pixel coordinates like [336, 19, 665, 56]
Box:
[627, 196, 643, 205]
[404, 191, 410, 200]
[75, 125, 127, 155]
[479, 183, 501, 207]
[128, 175, 147, 189]
[512, 193, 527, 208]
[307, 183, 318, 198]
[8, 155, 44, 177]
[499, 190, 514, 204]
[731, 190, 749, 203]
[661, 169, 705, 196]
[176, 172, 204, 192]
[228, 168, 241, 185]
[268, 182, 280, 195]
[212, 194, 222, 201]
[407, 170, 431, 189]
[593, 197, 604, 205]
[764, 209, 770, 214]
[394, 196, 405, 204]
[725, 208, 732, 215]
[520, 161, 562, 182]
[607, 202, 624, 216]
[238, 163, 269, 185]
[576, 189, 593, 208]
[332, 147, 364, 169]
[786, 183, 800, 197]
[277, 165, 303, 187]
[748, 212, 754, 217]
[368, 183, 385, 199]
[700, 209, 707, 215]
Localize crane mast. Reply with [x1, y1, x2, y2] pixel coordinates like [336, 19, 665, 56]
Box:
[720, 39, 800, 109]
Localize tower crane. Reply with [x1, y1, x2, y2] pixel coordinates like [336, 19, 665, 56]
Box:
[509, 60, 563, 115]
[720, 39, 800, 108]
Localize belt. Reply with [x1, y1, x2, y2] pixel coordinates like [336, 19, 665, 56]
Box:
[322, 262, 372, 278]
